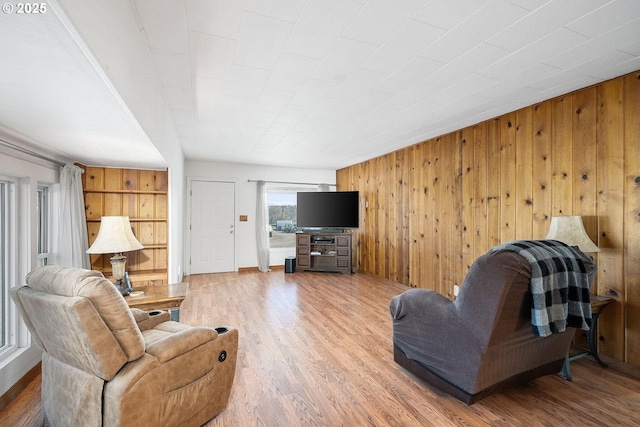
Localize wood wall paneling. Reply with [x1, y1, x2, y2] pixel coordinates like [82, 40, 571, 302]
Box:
[336, 70, 640, 368]
[81, 166, 169, 287]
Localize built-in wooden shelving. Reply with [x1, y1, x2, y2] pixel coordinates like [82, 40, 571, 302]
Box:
[80, 165, 169, 287]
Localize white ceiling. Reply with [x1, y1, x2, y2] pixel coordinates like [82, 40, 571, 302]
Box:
[2, 0, 640, 170]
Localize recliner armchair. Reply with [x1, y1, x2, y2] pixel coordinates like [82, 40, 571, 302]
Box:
[390, 246, 596, 403]
[11, 265, 238, 427]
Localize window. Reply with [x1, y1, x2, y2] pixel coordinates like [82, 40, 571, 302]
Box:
[0, 159, 58, 393]
[267, 190, 297, 248]
[266, 185, 325, 248]
[0, 179, 13, 354]
[0, 181, 6, 349]
[36, 186, 49, 267]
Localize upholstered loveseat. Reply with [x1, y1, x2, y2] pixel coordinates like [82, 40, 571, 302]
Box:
[11, 265, 238, 426]
[390, 242, 596, 403]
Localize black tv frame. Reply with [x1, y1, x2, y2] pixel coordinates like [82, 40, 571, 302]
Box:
[296, 191, 359, 230]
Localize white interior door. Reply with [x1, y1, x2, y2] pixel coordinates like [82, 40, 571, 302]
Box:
[190, 180, 235, 274]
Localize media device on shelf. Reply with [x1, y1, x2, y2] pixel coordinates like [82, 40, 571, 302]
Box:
[296, 191, 359, 230]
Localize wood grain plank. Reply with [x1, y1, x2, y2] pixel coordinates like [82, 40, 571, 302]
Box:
[431, 137, 443, 293]
[624, 72, 640, 365]
[154, 169, 168, 191]
[486, 119, 501, 248]
[104, 192, 123, 216]
[139, 193, 154, 219]
[123, 168, 138, 191]
[597, 78, 625, 360]
[364, 159, 374, 274]
[139, 170, 156, 191]
[83, 192, 104, 220]
[84, 166, 104, 191]
[122, 193, 138, 218]
[461, 127, 475, 273]
[569, 87, 599, 350]
[439, 134, 454, 296]
[572, 87, 598, 232]
[473, 122, 489, 260]
[531, 102, 552, 239]
[515, 108, 533, 240]
[376, 156, 387, 278]
[400, 147, 411, 285]
[408, 145, 419, 288]
[500, 113, 517, 243]
[551, 96, 573, 216]
[450, 132, 463, 292]
[104, 168, 122, 191]
[422, 140, 435, 291]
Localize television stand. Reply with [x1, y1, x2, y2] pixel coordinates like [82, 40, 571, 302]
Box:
[295, 232, 352, 274]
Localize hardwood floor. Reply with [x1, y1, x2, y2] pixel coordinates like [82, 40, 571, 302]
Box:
[2, 270, 640, 426]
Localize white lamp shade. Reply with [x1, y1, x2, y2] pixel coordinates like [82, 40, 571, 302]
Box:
[86, 216, 144, 254]
[546, 215, 600, 253]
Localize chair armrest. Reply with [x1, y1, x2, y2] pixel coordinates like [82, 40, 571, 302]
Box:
[389, 288, 480, 361]
[131, 308, 171, 331]
[390, 288, 455, 324]
[145, 327, 218, 363]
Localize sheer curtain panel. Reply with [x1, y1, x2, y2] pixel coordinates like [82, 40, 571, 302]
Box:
[55, 164, 89, 268]
[256, 180, 270, 272]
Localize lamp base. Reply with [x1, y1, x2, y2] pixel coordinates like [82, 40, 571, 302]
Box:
[110, 253, 132, 296]
[114, 279, 131, 296]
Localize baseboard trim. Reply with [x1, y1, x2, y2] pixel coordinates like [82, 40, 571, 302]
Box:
[597, 354, 640, 379]
[0, 362, 40, 412]
[239, 265, 284, 273]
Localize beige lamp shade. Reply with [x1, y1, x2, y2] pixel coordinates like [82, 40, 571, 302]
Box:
[86, 216, 144, 254]
[546, 215, 600, 253]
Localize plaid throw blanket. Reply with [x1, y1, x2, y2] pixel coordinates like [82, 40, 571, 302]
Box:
[489, 240, 595, 337]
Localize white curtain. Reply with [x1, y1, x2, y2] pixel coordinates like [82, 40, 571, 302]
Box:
[255, 180, 270, 272]
[54, 164, 89, 268]
[317, 183, 330, 192]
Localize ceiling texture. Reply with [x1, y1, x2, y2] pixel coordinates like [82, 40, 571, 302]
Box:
[1, 0, 640, 170]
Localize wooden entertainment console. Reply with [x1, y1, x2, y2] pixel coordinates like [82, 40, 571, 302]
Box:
[295, 232, 352, 274]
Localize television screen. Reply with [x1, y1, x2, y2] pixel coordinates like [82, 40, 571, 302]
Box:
[296, 191, 359, 229]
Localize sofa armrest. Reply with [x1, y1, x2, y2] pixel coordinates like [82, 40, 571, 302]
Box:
[145, 327, 218, 363]
[131, 308, 171, 331]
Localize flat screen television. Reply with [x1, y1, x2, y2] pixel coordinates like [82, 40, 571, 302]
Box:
[296, 191, 359, 229]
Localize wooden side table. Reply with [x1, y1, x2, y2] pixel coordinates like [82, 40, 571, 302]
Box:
[125, 282, 189, 321]
[562, 295, 612, 380]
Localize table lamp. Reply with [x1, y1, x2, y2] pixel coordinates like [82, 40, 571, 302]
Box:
[86, 216, 144, 295]
[546, 215, 600, 253]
